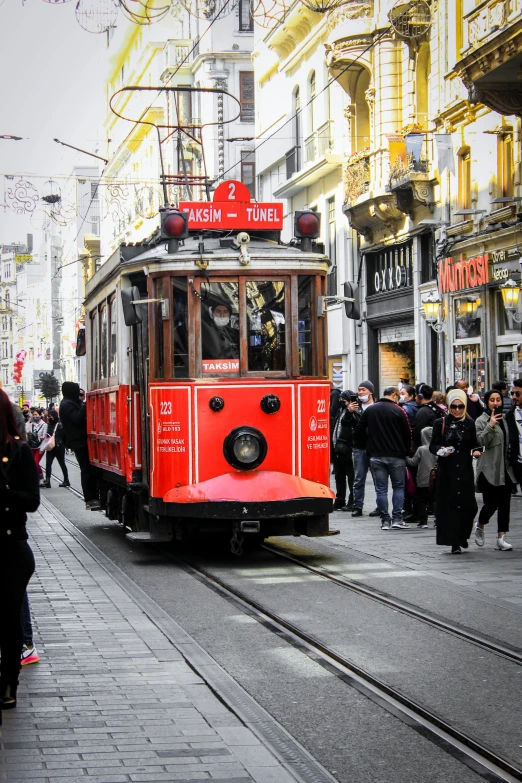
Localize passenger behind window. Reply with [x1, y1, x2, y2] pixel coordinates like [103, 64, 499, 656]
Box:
[202, 299, 240, 361]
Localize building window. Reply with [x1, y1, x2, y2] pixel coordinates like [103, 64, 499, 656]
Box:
[2, 368, 8, 386]
[455, 296, 481, 339]
[239, 72, 255, 122]
[241, 151, 255, 199]
[327, 198, 337, 296]
[458, 147, 471, 210]
[308, 71, 316, 134]
[1, 341, 8, 359]
[238, 0, 253, 31]
[1, 316, 7, 331]
[497, 130, 513, 198]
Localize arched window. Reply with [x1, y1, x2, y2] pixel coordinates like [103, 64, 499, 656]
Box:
[294, 86, 301, 149]
[308, 71, 316, 133]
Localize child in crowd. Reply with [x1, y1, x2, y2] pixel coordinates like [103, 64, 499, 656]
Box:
[406, 426, 437, 528]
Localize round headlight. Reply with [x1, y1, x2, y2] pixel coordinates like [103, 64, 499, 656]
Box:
[224, 427, 267, 471]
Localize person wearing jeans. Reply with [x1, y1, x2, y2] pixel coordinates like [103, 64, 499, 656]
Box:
[349, 381, 380, 517]
[369, 456, 407, 527]
[354, 386, 412, 530]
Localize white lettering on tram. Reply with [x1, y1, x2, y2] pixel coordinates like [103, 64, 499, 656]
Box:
[185, 208, 222, 222]
[246, 207, 278, 222]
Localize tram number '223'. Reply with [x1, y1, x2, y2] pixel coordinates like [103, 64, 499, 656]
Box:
[317, 399, 326, 413]
[160, 401, 172, 415]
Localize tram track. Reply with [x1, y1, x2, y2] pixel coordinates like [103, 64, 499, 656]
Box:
[168, 550, 522, 783]
[54, 469, 522, 667]
[52, 470, 522, 781]
[261, 542, 522, 666]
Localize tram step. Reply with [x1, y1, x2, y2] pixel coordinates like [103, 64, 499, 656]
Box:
[126, 531, 171, 543]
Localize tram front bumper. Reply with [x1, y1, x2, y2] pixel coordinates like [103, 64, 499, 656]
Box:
[156, 470, 334, 520]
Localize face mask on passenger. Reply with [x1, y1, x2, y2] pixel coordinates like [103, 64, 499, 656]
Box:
[214, 316, 230, 328]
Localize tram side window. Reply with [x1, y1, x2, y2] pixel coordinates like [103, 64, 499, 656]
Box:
[173, 278, 189, 378]
[247, 281, 285, 372]
[91, 310, 99, 383]
[154, 278, 164, 379]
[100, 304, 108, 380]
[201, 282, 240, 374]
[109, 296, 117, 378]
[298, 276, 313, 376]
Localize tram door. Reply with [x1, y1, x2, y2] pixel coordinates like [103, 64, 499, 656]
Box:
[132, 281, 150, 485]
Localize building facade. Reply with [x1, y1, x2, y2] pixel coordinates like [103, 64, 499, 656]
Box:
[253, 0, 522, 395]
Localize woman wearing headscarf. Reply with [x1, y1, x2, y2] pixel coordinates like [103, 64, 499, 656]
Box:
[474, 389, 515, 550]
[0, 388, 39, 709]
[429, 388, 482, 553]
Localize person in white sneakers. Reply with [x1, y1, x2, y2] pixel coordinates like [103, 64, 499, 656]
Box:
[475, 389, 515, 551]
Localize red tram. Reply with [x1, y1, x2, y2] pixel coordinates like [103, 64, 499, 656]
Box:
[84, 181, 338, 552]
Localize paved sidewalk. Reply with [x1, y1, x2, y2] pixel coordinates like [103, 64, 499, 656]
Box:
[0, 503, 330, 783]
[330, 477, 522, 607]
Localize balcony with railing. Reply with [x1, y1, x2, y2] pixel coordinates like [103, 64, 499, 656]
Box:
[343, 148, 421, 242]
[285, 146, 301, 180]
[455, 0, 522, 116]
[275, 121, 342, 198]
[304, 121, 335, 164]
[385, 135, 435, 215]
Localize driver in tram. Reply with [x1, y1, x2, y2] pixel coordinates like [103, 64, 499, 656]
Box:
[202, 300, 240, 360]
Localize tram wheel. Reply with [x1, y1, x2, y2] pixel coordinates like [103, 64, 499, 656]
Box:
[121, 493, 138, 532]
[105, 489, 119, 521]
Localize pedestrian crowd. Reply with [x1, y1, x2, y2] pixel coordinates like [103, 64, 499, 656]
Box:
[331, 377, 521, 554]
[1, 382, 100, 713]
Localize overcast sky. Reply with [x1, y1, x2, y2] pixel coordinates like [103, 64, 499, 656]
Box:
[0, 0, 111, 244]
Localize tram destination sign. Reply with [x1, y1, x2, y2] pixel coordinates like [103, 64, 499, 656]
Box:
[179, 180, 283, 231]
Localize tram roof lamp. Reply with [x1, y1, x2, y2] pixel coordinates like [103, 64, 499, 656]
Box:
[500, 279, 521, 311]
[294, 210, 321, 252]
[160, 208, 189, 254]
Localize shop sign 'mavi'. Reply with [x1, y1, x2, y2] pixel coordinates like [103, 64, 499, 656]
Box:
[438, 253, 489, 294]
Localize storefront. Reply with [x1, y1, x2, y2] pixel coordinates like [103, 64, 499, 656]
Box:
[439, 247, 522, 391]
[364, 239, 416, 393]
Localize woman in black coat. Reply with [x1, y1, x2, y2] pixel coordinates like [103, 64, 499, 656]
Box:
[430, 388, 482, 553]
[0, 389, 39, 709]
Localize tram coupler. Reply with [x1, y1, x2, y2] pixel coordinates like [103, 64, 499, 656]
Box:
[240, 521, 261, 534]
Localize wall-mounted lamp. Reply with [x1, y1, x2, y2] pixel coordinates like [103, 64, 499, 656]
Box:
[500, 279, 522, 323]
[421, 291, 445, 333]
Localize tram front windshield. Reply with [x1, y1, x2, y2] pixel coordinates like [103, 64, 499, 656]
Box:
[200, 281, 285, 374]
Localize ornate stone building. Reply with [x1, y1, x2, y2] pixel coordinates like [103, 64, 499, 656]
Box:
[254, 0, 522, 392]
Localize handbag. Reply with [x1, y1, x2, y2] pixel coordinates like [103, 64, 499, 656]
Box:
[405, 468, 415, 497]
[334, 439, 351, 458]
[44, 433, 56, 452]
[428, 417, 445, 492]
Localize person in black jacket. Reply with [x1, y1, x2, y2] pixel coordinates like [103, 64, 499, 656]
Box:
[412, 383, 443, 452]
[0, 388, 39, 710]
[354, 386, 412, 530]
[331, 390, 356, 511]
[59, 382, 99, 509]
[42, 408, 70, 489]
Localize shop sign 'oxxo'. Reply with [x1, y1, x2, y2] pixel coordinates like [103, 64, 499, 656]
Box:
[374, 265, 408, 293]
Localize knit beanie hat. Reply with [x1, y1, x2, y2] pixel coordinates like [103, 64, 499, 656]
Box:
[358, 380, 375, 395]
